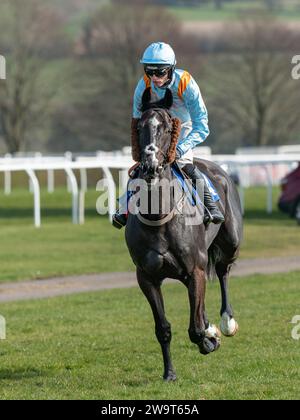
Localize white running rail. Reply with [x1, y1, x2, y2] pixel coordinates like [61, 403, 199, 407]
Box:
[0, 153, 299, 227]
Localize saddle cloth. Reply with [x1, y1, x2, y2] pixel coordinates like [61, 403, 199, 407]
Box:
[171, 164, 220, 206]
[120, 164, 220, 211]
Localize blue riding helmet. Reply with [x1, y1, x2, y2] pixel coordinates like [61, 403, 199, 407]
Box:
[141, 42, 176, 84]
[140, 42, 176, 66]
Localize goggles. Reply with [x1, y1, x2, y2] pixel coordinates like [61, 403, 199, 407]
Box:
[144, 66, 171, 78]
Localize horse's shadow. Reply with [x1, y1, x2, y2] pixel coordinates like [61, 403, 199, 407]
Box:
[0, 207, 99, 220]
[0, 367, 45, 381]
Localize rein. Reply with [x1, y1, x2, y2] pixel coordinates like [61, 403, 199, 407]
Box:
[137, 208, 176, 227]
[137, 185, 185, 227]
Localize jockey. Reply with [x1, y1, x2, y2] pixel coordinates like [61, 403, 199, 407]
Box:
[112, 42, 224, 229]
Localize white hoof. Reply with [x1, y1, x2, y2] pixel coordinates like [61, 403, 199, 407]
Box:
[205, 324, 221, 341]
[220, 313, 239, 337]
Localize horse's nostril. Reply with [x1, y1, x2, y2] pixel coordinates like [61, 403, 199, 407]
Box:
[145, 143, 158, 156]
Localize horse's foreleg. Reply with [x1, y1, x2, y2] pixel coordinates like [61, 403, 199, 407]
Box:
[216, 262, 239, 337]
[187, 266, 220, 355]
[136, 268, 176, 381]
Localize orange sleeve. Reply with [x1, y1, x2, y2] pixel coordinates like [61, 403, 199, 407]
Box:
[143, 74, 151, 89]
[178, 71, 191, 99]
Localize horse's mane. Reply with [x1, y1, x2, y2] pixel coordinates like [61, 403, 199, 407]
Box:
[131, 118, 141, 162]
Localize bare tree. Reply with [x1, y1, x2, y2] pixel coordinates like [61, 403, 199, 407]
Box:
[213, 0, 224, 10]
[209, 18, 300, 149]
[61, 2, 184, 151]
[0, 0, 68, 153]
[264, 0, 282, 11]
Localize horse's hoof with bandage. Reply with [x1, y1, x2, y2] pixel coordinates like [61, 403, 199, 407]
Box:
[220, 313, 239, 337]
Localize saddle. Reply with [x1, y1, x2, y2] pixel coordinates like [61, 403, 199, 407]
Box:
[171, 162, 202, 207]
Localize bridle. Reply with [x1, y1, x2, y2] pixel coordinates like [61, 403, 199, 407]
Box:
[136, 108, 184, 227]
[138, 107, 180, 172]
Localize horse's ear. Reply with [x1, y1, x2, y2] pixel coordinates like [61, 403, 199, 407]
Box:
[164, 88, 173, 110]
[141, 87, 151, 111]
[141, 86, 173, 111]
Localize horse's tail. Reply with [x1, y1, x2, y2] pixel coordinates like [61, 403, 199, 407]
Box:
[206, 244, 223, 281]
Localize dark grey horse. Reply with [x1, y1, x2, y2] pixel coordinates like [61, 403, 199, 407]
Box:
[125, 89, 243, 381]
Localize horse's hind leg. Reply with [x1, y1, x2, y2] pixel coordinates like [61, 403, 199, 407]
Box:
[216, 262, 239, 337]
[136, 268, 176, 382]
[187, 266, 221, 355]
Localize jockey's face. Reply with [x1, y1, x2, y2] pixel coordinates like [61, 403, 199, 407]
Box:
[150, 73, 169, 87]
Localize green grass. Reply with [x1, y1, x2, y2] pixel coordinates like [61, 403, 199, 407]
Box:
[0, 186, 298, 283]
[0, 187, 134, 282]
[0, 271, 299, 399]
[241, 186, 300, 259]
[168, 1, 300, 21]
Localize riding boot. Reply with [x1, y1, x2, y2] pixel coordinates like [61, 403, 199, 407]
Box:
[112, 165, 140, 229]
[203, 183, 225, 224]
[112, 210, 127, 230]
[182, 164, 225, 225]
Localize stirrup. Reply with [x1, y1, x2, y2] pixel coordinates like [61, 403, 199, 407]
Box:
[209, 208, 225, 225]
[204, 208, 213, 225]
[112, 213, 127, 229]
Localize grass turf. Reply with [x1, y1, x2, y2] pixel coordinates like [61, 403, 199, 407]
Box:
[0, 271, 299, 400]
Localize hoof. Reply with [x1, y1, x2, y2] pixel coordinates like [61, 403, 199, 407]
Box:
[205, 323, 221, 339]
[199, 336, 220, 355]
[220, 313, 239, 337]
[163, 371, 177, 382]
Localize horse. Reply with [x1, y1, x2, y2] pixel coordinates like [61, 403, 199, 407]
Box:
[125, 88, 243, 381]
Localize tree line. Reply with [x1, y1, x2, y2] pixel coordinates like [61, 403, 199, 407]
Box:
[0, 0, 299, 154]
[133, 0, 294, 11]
